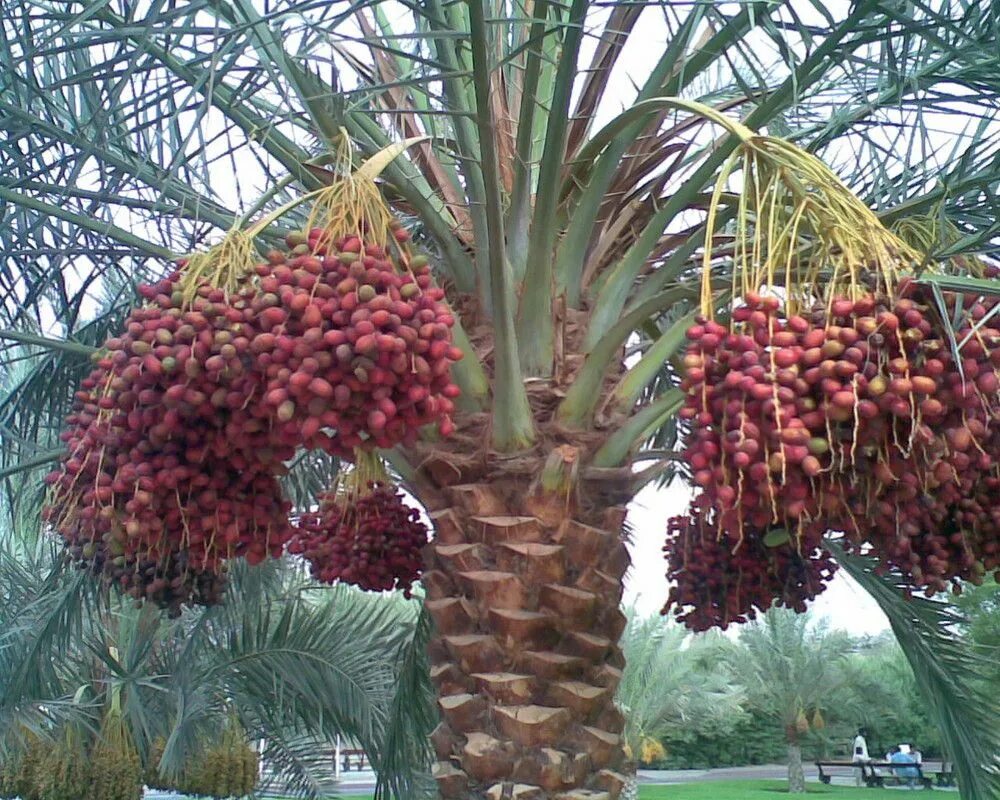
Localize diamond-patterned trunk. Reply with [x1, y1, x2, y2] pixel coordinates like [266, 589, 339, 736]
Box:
[423, 482, 631, 800]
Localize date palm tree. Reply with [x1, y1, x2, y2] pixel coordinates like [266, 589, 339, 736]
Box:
[3, 2, 1000, 798]
[733, 610, 855, 793]
[618, 614, 743, 768]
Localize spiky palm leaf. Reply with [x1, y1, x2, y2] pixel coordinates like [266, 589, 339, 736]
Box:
[833, 544, 1000, 799]
[0, 537, 433, 799]
[617, 613, 744, 758]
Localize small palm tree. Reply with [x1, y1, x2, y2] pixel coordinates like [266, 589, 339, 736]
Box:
[617, 614, 743, 788]
[0, 535, 434, 798]
[3, 2, 1000, 798]
[731, 610, 853, 793]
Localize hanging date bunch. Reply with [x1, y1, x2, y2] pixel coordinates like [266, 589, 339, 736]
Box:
[178, 715, 259, 799]
[43, 229, 295, 614]
[288, 451, 428, 596]
[665, 506, 838, 632]
[251, 140, 463, 457]
[44, 134, 461, 614]
[90, 708, 143, 800]
[665, 118, 1000, 630]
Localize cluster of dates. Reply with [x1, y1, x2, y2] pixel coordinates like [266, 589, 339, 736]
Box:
[667, 284, 1000, 630]
[46, 225, 456, 614]
[288, 483, 428, 596]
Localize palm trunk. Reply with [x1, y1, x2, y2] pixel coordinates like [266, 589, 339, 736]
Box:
[620, 773, 639, 800]
[419, 471, 631, 800]
[787, 743, 806, 794]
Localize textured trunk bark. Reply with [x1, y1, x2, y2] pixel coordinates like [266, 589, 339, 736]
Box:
[620, 773, 639, 800]
[421, 480, 631, 800]
[787, 743, 806, 793]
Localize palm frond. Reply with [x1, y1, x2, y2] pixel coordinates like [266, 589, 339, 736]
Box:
[257, 731, 342, 798]
[618, 612, 744, 753]
[373, 602, 436, 800]
[0, 532, 431, 799]
[833, 543, 1000, 799]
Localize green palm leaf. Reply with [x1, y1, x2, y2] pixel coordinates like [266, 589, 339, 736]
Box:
[618, 613, 744, 757]
[833, 543, 1000, 799]
[0, 534, 433, 799]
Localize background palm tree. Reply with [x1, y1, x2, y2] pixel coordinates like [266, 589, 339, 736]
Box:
[731, 610, 855, 793]
[0, 534, 435, 798]
[612, 608, 983, 774]
[3, 1, 1000, 798]
[617, 613, 743, 768]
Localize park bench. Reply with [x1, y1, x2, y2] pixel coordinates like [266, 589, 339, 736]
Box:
[815, 760, 954, 789]
[339, 747, 369, 772]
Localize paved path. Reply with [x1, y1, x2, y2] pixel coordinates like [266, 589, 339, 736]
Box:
[638, 764, 816, 783]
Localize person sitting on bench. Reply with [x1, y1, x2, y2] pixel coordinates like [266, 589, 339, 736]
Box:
[889, 746, 920, 789]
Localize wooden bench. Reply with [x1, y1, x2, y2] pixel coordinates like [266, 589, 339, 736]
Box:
[339, 748, 369, 772]
[925, 764, 956, 788]
[815, 760, 945, 789]
[920, 761, 955, 788]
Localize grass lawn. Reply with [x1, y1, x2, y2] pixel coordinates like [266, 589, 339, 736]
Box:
[315, 781, 915, 800]
[638, 781, 919, 799]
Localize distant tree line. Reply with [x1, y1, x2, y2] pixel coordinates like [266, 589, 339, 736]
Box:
[620, 587, 1000, 773]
